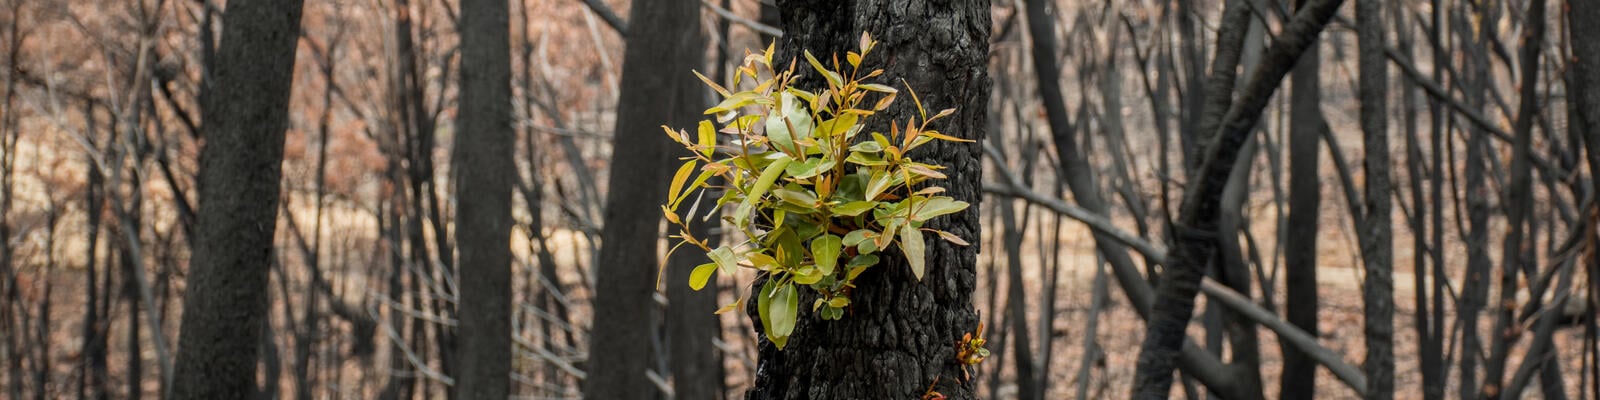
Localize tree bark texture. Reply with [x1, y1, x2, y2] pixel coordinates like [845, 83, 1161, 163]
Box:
[170, 0, 304, 398]
[1357, 0, 1394, 397]
[745, 1, 988, 399]
[452, 0, 515, 396]
[582, 0, 705, 398]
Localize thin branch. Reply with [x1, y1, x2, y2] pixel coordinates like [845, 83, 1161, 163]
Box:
[701, 0, 782, 38]
[577, 0, 627, 36]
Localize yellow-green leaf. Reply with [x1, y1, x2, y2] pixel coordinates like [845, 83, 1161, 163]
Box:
[900, 224, 926, 280]
[865, 171, 893, 200]
[734, 155, 793, 227]
[689, 263, 717, 291]
[831, 201, 877, 217]
[709, 246, 738, 275]
[667, 159, 697, 209]
[912, 196, 969, 222]
[697, 120, 717, 157]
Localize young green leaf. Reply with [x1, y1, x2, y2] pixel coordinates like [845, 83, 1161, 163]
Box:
[811, 234, 842, 275]
[733, 155, 793, 227]
[830, 201, 877, 217]
[771, 283, 799, 337]
[688, 263, 718, 291]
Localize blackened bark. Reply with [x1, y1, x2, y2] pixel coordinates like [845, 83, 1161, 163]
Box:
[1281, 0, 1324, 396]
[1132, 0, 1344, 397]
[1357, 0, 1394, 396]
[582, 0, 704, 398]
[452, 0, 515, 396]
[744, 1, 988, 399]
[169, 0, 304, 398]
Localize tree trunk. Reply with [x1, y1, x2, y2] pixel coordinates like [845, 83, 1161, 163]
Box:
[169, 0, 304, 398]
[743, 2, 989, 399]
[452, 0, 515, 396]
[1281, 0, 1324, 396]
[581, 0, 705, 398]
[1356, 0, 1394, 396]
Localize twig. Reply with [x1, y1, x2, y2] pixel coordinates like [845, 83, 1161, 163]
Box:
[577, 0, 627, 35]
[701, 0, 782, 38]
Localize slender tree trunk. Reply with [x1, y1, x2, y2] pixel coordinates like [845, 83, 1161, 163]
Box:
[452, 0, 515, 395]
[1357, 0, 1394, 396]
[582, 0, 705, 398]
[169, 0, 305, 397]
[1457, 4, 1494, 397]
[1281, 0, 1324, 396]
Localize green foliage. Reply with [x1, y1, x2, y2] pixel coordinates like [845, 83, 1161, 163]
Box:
[661, 33, 972, 349]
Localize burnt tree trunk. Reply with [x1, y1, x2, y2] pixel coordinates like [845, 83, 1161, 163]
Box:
[1281, 0, 1324, 396]
[169, 0, 304, 398]
[1356, 0, 1394, 396]
[452, 0, 515, 396]
[745, 1, 988, 399]
[581, 0, 705, 398]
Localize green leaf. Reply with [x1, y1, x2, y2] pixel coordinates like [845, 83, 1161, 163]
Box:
[811, 234, 842, 275]
[792, 265, 824, 285]
[828, 297, 851, 308]
[757, 280, 786, 349]
[831, 201, 877, 217]
[842, 230, 871, 247]
[783, 158, 833, 180]
[765, 92, 813, 153]
[708, 246, 738, 276]
[865, 171, 893, 200]
[849, 140, 883, 153]
[900, 224, 926, 280]
[773, 188, 818, 208]
[818, 114, 859, 138]
[845, 254, 878, 281]
[771, 283, 799, 337]
[734, 154, 793, 227]
[773, 228, 804, 268]
[689, 263, 717, 291]
[846, 151, 888, 167]
[912, 196, 969, 222]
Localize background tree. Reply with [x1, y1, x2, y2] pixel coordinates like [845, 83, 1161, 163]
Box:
[169, 0, 305, 398]
[582, 0, 705, 398]
[451, 0, 515, 396]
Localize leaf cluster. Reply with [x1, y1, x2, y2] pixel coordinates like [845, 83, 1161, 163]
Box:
[661, 33, 972, 349]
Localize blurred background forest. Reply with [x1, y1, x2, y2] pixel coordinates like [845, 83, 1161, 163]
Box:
[0, 0, 1597, 399]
